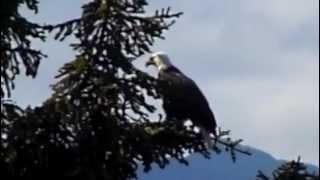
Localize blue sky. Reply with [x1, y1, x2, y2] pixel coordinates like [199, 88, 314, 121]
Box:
[14, 0, 319, 165]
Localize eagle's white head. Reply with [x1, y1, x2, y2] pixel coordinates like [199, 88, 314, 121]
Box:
[146, 51, 173, 70]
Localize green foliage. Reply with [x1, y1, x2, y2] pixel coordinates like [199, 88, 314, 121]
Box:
[0, 0, 46, 97]
[257, 158, 319, 180]
[1, 0, 249, 180]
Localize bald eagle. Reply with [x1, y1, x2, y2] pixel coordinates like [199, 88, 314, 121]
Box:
[146, 52, 217, 147]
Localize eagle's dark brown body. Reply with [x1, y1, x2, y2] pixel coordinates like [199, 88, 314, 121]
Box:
[158, 66, 217, 135]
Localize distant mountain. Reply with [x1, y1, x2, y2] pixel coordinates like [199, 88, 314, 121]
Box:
[138, 146, 319, 180]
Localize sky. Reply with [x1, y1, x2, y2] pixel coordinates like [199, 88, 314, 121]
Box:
[12, 0, 319, 165]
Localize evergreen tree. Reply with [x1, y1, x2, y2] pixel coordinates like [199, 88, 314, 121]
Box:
[257, 158, 319, 180]
[1, 0, 249, 179]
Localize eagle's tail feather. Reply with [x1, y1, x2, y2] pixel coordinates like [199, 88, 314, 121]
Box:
[200, 127, 214, 150]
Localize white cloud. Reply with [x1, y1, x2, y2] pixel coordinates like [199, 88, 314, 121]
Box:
[246, 0, 319, 28]
[201, 58, 318, 164]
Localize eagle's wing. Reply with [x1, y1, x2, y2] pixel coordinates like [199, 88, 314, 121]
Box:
[158, 67, 217, 134]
